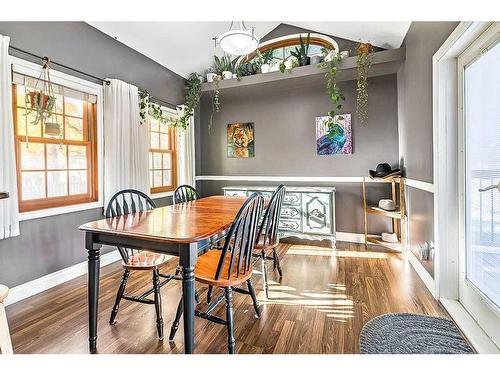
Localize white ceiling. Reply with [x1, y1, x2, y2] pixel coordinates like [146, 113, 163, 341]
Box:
[87, 22, 411, 78]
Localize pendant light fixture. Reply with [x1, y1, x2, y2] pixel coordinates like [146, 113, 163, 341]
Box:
[215, 22, 259, 56]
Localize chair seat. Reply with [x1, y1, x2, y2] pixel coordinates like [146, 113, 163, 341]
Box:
[123, 251, 170, 270]
[195, 249, 253, 287]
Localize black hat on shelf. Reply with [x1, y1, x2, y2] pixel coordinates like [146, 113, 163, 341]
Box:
[369, 163, 401, 179]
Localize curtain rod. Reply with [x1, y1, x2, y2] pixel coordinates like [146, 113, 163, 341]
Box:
[9, 45, 181, 110]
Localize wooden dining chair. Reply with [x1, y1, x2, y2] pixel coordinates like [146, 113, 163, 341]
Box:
[254, 185, 286, 299]
[169, 193, 264, 354]
[0, 285, 13, 354]
[173, 184, 200, 204]
[106, 189, 181, 340]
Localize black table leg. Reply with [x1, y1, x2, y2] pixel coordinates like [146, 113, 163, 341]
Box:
[179, 243, 198, 354]
[86, 232, 102, 354]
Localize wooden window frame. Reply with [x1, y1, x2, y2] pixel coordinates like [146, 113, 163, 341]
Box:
[12, 84, 99, 212]
[149, 116, 177, 194]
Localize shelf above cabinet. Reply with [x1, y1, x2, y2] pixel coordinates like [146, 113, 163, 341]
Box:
[201, 48, 405, 93]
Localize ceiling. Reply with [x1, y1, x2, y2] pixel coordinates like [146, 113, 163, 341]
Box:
[87, 22, 411, 78]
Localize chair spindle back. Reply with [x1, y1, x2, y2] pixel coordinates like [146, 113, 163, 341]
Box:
[105, 189, 156, 263]
[257, 185, 286, 247]
[174, 185, 200, 204]
[214, 193, 264, 281]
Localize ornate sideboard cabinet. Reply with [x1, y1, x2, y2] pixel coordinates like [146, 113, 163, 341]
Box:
[223, 186, 336, 246]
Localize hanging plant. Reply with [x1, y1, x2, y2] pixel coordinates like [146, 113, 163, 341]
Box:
[356, 42, 373, 124]
[208, 78, 220, 132]
[173, 73, 202, 130]
[318, 47, 345, 121]
[26, 57, 57, 125]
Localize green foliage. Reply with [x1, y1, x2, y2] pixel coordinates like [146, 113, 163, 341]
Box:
[172, 73, 202, 129]
[235, 60, 260, 81]
[256, 48, 274, 65]
[318, 48, 345, 119]
[208, 79, 220, 132]
[290, 33, 311, 60]
[356, 44, 373, 124]
[213, 54, 235, 74]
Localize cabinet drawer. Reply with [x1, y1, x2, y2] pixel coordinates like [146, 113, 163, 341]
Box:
[283, 192, 301, 206]
[281, 206, 301, 219]
[279, 218, 302, 232]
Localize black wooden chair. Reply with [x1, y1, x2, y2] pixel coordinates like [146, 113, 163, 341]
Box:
[169, 193, 264, 354]
[106, 189, 181, 340]
[254, 185, 286, 299]
[173, 184, 200, 204]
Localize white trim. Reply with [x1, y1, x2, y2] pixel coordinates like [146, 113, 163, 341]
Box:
[197, 175, 373, 183]
[336, 232, 364, 244]
[150, 191, 174, 200]
[4, 250, 122, 306]
[9, 55, 105, 222]
[407, 248, 437, 298]
[440, 298, 499, 353]
[405, 178, 434, 193]
[19, 201, 103, 221]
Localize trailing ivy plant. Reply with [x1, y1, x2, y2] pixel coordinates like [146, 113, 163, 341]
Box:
[318, 47, 345, 120]
[208, 78, 220, 132]
[356, 42, 373, 124]
[173, 73, 202, 129]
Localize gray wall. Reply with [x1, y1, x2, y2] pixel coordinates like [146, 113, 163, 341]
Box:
[398, 22, 459, 276]
[196, 72, 400, 234]
[0, 22, 185, 105]
[0, 22, 184, 287]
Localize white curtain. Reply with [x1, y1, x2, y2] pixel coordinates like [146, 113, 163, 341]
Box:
[0, 35, 19, 239]
[176, 111, 196, 187]
[103, 79, 149, 208]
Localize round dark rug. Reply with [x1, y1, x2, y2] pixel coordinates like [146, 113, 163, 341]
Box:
[359, 313, 474, 354]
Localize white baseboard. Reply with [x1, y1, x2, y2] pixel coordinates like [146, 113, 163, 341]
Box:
[4, 250, 122, 307]
[440, 298, 499, 353]
[336, 232, 365, 244]
[407, 248, 437, 298]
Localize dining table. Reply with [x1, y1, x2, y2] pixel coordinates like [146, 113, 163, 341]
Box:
[79, 195, 249, 354]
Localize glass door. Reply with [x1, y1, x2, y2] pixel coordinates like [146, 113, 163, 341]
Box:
[459, 24, 500, 347]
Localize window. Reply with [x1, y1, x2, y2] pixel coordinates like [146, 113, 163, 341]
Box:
[12, 82, 98, 212]
[149, 115, 177, 193]
[238, 33, 339, 65]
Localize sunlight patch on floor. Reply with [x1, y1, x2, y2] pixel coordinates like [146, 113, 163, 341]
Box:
[286, 245, 389, 259]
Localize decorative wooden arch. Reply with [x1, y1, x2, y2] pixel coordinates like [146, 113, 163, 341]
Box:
[237, 33, 339, 63]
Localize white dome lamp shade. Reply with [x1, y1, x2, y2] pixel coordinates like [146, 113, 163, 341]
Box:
[216, 22, 259, 56]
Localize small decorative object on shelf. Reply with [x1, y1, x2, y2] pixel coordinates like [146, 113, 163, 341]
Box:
[0, 191, 9, 200]
[362, 168, 406, 252]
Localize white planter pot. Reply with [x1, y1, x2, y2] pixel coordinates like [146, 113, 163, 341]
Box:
[260, 63, 271, 73]
[206, 73, 217, 82]
[222, 71, 233, 80]
[340, 50, 350, 58]
[232, 73, 238, 79]
[269, 61, 280, 72]
[284, 60, 293, 70]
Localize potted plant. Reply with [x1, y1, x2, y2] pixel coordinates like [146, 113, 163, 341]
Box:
[356, 42, 373, 124]
[206, 67, 217, 83]
[214, 54, 235, 80]
[236, 60, 260, 81]
[27, 90, 56, 124]
[256, 49, 274, 73]
[290, 33, 311, 66]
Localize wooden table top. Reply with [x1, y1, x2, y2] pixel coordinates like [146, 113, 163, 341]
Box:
[79, 195, 248, 244]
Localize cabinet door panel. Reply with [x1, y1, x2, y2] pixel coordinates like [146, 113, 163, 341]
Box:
[302, 193, 332, 235]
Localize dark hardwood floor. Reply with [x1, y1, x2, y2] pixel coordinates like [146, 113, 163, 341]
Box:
[6, 241, 446, 354]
